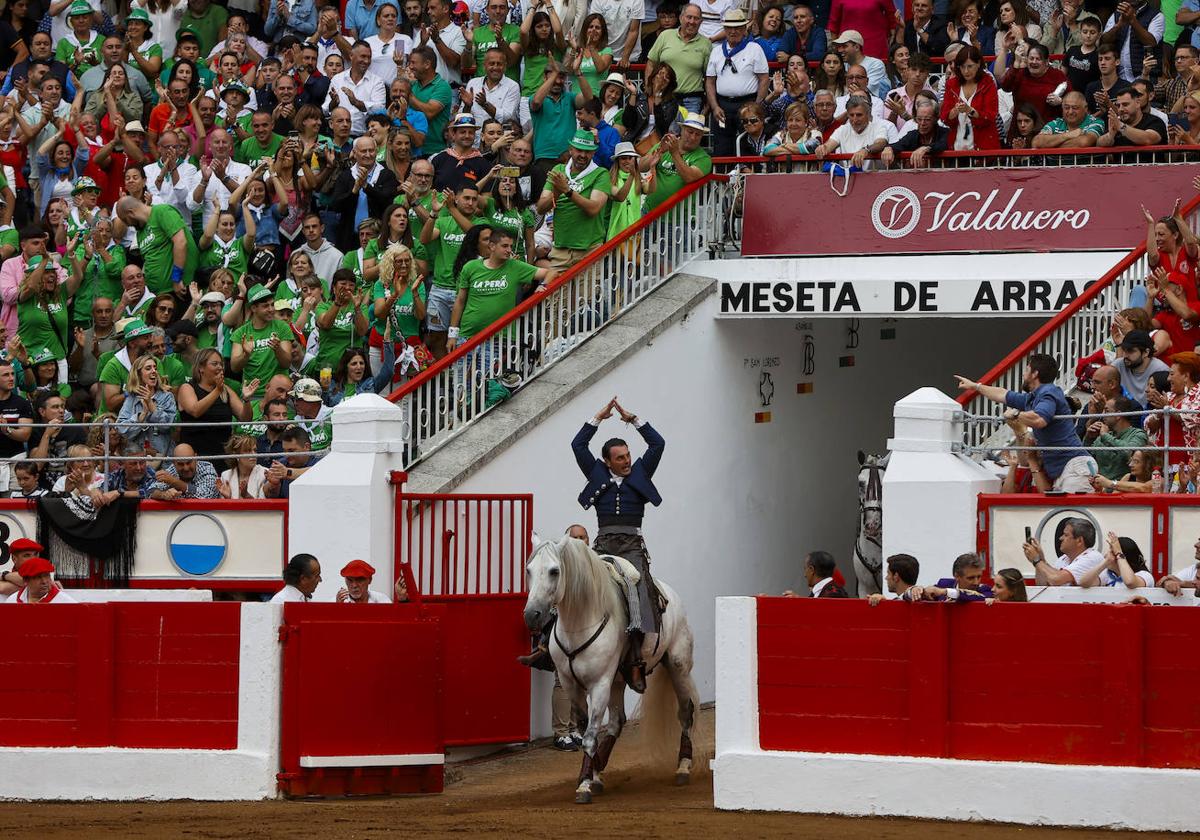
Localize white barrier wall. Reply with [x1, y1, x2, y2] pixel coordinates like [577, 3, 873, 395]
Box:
[0, 603, 281, 801]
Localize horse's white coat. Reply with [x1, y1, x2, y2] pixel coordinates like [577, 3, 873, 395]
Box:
[852, 452, 888, 596]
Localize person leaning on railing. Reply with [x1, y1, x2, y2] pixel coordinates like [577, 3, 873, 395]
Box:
[1031, 91, 1103, 147]
[1022, 516, 1106, 586]
[1083, 395, 1150, 480]
[1169, 90, 1200, 144]
[1159, 536, 1200, 592]
[1097, 84, 1166, 147]
[1088, 447, 1159, 492]
[1077, 532, 1155, 587]
[880, 96, 948, 166]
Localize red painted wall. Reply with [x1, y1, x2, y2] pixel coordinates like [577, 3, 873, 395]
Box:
[757, 598, 1200, 768]
[0, 603, 241, 750]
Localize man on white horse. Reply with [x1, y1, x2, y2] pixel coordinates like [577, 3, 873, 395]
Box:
[568, 396, 665, 693]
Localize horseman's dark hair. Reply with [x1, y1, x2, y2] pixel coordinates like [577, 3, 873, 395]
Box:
[1027, 353, 1059, 385]
[283, 553, 319, 585]
[806, 550, 836, 578]
[952, 552, 984, 577]
[601, 438, 628, 461]
[886, 553, 919, 585]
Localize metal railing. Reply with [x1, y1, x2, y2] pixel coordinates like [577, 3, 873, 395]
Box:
[386, 175, 729, 466]
[957, 195, 1200, 450]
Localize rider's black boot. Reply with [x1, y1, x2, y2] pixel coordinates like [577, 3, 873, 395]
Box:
[626, 630, 647, 694]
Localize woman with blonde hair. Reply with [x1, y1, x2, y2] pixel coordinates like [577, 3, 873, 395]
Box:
[117, 354, 177, 456]
[764, 101, 819, 155]
[370, 243, 429, 378]
[218, 434, 268, 498]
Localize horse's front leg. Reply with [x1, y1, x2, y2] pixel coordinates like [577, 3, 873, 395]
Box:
[589, 678, 627, 795]
[574, 676, 613, 805]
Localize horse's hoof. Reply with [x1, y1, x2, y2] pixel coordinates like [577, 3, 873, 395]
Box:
[674, 772, 690, 786]
[575, 790, 593, 804]
[591, 778, 604, 795]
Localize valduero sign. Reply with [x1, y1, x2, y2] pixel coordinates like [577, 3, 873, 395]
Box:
[718, 277, 1099, 316]
[741, 164, 1200, 257]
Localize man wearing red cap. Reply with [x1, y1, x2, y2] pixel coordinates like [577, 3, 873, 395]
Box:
[336, 559, 390, 603]
[0, 537, 47, 598]
[6, 557, 75, 603]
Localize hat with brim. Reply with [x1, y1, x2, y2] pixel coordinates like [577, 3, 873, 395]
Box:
[67, 0, 93, 17]
[291, 378, 323, 402]
[275, 298, 297, 311]
[599, 72, 627, 92]
[71, 176, 100, 196]
[28, 347, 56, 365]
[831, 29, 864, 46]
[721, 9, 750, 27]
[17, 557, 54, 578]
[613, 141, 638, 158]
[176, 25, 201, 43]
[568, 129, 598, 151]
[127, 7, 152, 30]
[450, 113, 479, 131]
[24, 255, 45, 273]
[122, 318, 154, 340]
[222, 81, 250, 101]
[341, 559, 376, 578]
[124, 120, 146, 134]
[247, 283, 273, 305]
[680, 113, 709, 133]
[200, 291, 225, 305]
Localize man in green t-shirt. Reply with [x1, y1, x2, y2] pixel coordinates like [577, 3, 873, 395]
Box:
[447, 230, 556, 350]
[465, 0, 522, 81]
[408, 45, 454, 154]
[230, 284, 294, 398]
[115, 196, 199, 294]
[180, 0, 228, 56]
[236, 110, 284, 166]
[417, 184, 484, 358]
[644, 114, 713, 211]
[535, 130, 611, 270]
[97, 318, 155, 414]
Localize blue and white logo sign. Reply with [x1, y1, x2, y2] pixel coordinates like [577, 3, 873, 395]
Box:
[167, 513, 228, 576]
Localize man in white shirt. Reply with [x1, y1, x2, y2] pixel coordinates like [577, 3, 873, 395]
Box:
[270, 553, 323, 602]
[4, 556, 76, 603]
[1022, 517, 1106, 586]
[144, 130, 202, 217]
[831, 30, 886, 94]
[589, 0, 645, 67]
[704, 9, 768, 157]
[462, 47, 522, 127]
[298, 213, 345, 285]
[1159, 535, 1200, 594]
[322, 40, 387, 136]
[336, 559, 391, 603]
[191, 128, 254, 228]
[419, 0, 467, 85]
[813, 95, 891, 170]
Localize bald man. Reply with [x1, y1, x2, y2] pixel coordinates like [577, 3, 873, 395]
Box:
[114, 196, 200, 295]
[150, 444, 221, 499]
[328, 135, 400, 251]
[191, 128, 255, 226]
[1033, 92, 1104, 148]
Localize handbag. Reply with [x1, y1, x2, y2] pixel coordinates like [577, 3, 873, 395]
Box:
[634, 130, 661, 156]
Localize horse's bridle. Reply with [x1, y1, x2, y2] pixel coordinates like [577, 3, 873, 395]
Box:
[855, 463, 885, 573]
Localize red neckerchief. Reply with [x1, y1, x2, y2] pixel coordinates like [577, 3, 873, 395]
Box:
[444, 145, 482, 162]
[17, 585, 59, 603]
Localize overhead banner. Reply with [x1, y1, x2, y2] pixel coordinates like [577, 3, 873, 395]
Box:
[741, 164, 1200, 257]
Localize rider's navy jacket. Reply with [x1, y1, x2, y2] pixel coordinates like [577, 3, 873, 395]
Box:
[572, 421, 665, 522]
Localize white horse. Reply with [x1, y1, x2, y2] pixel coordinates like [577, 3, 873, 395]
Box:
[852, 450, 889, 597]
[524, 536, 699, 804]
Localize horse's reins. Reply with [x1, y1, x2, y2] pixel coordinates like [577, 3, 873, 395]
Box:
[554, 614, 610, 686]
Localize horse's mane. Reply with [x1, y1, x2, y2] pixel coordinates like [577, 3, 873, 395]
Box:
[555, 537, 625, 622]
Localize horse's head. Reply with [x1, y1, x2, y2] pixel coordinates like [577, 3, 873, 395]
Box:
[524, 538, 565, 631]
[857, 450, 890, 540]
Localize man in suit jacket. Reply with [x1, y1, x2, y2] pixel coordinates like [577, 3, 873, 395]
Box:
[805, 550, 848, 598]
[327, 134, 400, 252]
[570, 396, 665, 692]
[909, 552, 993, 602]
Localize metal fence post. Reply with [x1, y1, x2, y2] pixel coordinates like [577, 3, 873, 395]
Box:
[102, 416, 111, 479]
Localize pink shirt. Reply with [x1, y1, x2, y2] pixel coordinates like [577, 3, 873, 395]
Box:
[829, 0, 896, 60]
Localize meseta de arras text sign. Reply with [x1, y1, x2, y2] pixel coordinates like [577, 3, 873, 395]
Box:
[740, 164, 1200, 257]
[719, 276, 1099, 315]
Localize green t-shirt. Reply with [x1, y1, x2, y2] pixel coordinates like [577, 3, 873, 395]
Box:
[520, 49, 563, 97]
[370, 278, 425, 339]
[73, 245, 126, 324]
[341, 247, 370, 290]
[457, 257, 537, 339]
[230, 318, 293, 394]
[200, 233, 249, 278]
[308, 301, 363, 375]
[411, 74, 453, 154]
[55, 32, 105, 75]
[138, 204, 199, 294]
[236, 133, 284, 166]
[607, 170, 644, 240]
[578, 47, 612, 94]
[549, 163, 610, 250]
[235, 399, 295, 437]
[531, 91, 576, 160]
[431, 214, 483, 290]
[647, 146, 713, 212]
[18, 284, 69, 361]
[158, 353, 189, 388]
[482, 198, 536, 258]
[159, 60, 216, 96]
[471, 24, 523, 81]
[180, 4, 228, 56]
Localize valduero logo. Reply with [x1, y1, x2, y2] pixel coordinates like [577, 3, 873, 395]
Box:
[167, 513, 228, 576]
[871, 186, 921, 239]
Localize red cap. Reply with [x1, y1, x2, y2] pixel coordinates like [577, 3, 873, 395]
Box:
[11, 538, 44, 553]
[340, 559, 376, 579]
[17, 557, 54, 578]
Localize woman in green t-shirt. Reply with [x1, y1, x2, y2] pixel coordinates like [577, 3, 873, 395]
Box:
[482, 173, 537, 261]
[18, 254, 81, 376]
[570, 14, 612, 95]
[607, 144, 654, 241]
[519, 5, 565, 97]
[308, 269, 368, 377]
[369, 243, 430, 377]
[364, 204, 428, 283]
[199, 199, 257, 279]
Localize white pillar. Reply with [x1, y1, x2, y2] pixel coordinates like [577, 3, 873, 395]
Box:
[288, 394, 408, 602]
[882, 388, 1000, 586]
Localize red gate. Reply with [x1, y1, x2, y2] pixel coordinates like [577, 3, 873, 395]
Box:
[391, 473, 533, 746]
[277, 603, 446, 797]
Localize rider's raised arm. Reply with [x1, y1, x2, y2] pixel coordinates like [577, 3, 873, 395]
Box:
[571, 421, 601, 476]
[636, 422, 665, 478]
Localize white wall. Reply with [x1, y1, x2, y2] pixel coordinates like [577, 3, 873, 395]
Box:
[449, 292, 1043, 707]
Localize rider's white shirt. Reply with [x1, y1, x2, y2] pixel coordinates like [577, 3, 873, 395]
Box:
[811, 577, 833, 597]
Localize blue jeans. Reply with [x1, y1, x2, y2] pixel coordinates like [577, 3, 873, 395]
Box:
[1129, 284, 1148, 310]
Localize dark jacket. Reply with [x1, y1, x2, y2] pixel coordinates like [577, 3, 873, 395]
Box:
[933, 577, 993, 602]
[622, 91, 682, 143]
[888, 123, 950, 155]
[328, 165, 401, 252]
[816, 582, 849, 598]
[573, 421, 664, 524]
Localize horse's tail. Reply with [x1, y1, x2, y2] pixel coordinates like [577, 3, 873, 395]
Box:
[635, 665, 681, 770]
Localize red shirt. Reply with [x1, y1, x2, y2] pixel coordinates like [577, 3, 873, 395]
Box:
[148, 102, 193, 136]
[1000, 66, 1069, 127]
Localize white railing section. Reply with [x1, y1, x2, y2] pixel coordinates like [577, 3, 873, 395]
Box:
[390, 177, 731, 465]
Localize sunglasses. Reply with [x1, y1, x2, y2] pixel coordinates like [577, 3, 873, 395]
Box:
[742, 117, 761, 124]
